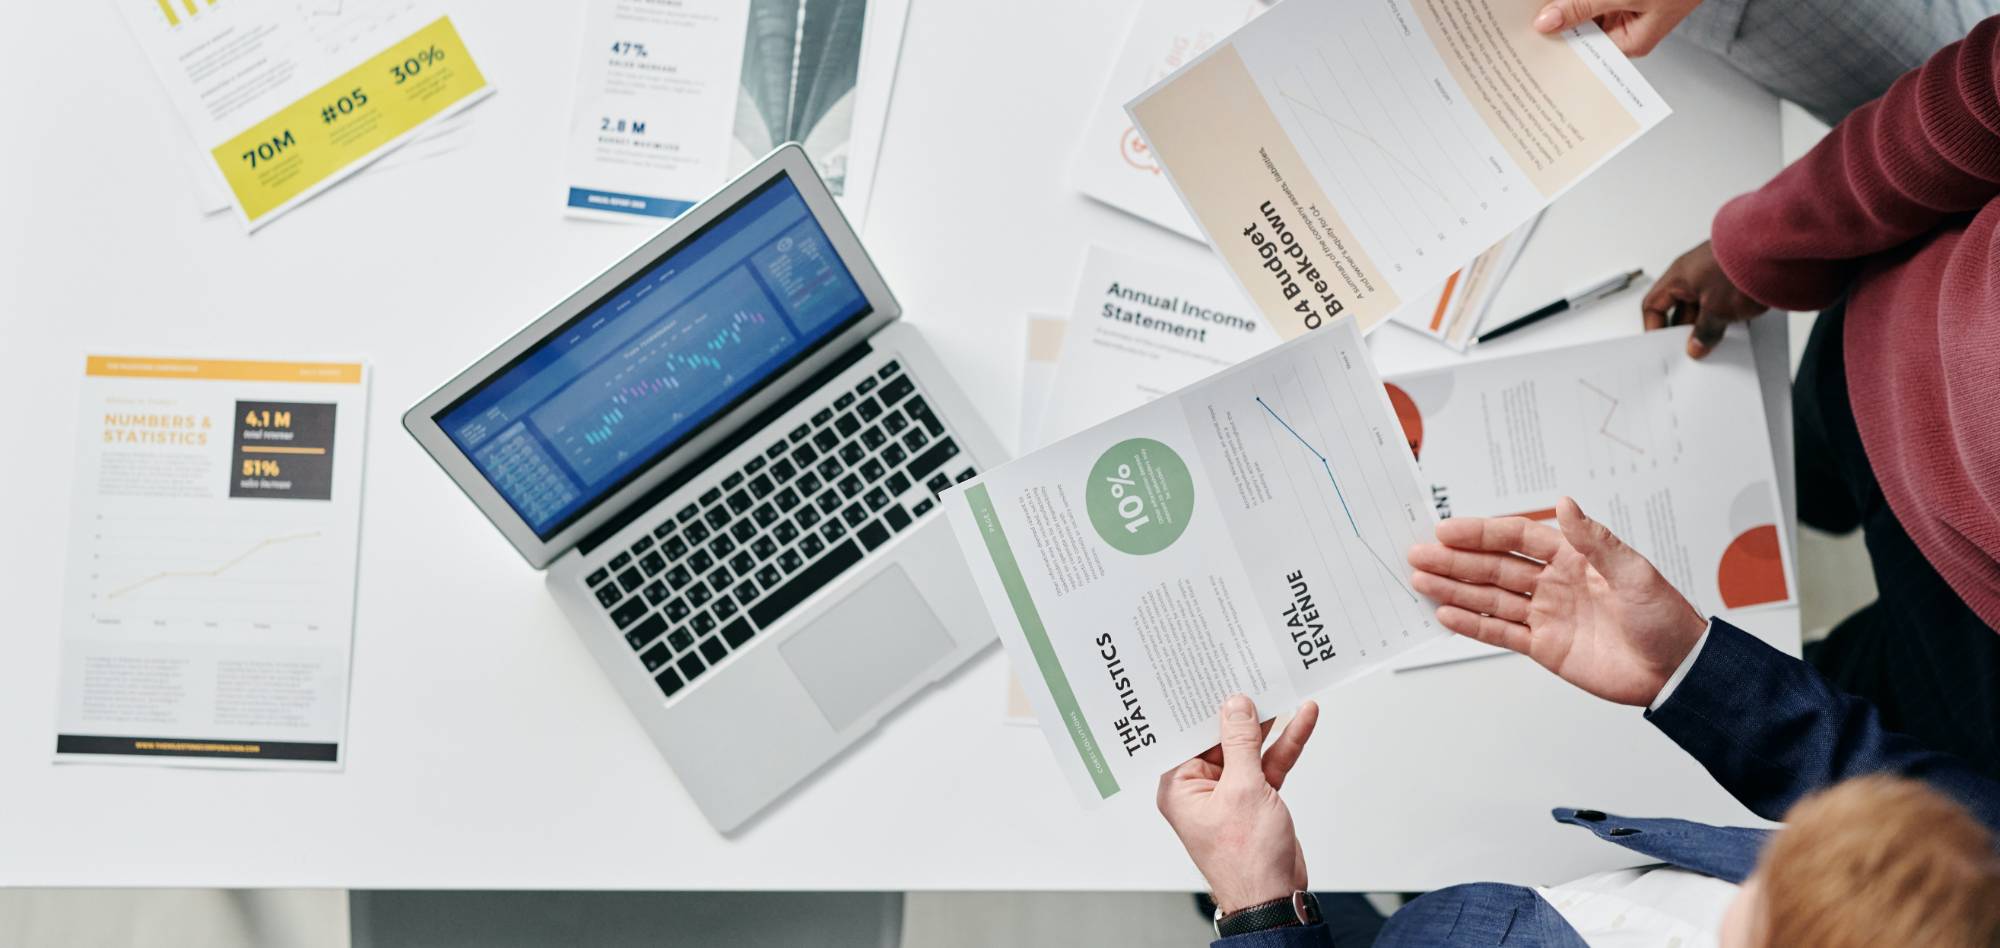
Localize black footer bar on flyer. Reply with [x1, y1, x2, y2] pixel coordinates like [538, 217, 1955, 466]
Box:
[55, 734, 339, 761]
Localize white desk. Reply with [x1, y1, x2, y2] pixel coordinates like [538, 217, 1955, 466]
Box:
[0, 3, 1793, 890]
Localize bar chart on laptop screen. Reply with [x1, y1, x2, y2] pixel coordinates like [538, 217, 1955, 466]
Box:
[530, 267, 799, 484]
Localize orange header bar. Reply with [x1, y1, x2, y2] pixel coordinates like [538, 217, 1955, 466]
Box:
[85, 356, 362, 385]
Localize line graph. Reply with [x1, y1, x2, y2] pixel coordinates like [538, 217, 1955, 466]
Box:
[1135, 0, 1580, 315]
[1571, 367, 1686, 479]
[1317, 38, 1486, 205]
[1277, 81, 1427, 257]
[104, 531, 322, 601]
[1277, 89, 1458, 211]
[1256, 396, 1417, 602]
[1263, 0, 1510, 268]
[81, 513, 342, 633]
[1578, 379, 1646, 455]
[1176, 322, 1437, 669]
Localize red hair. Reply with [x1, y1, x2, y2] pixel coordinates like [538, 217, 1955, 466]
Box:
[1757, 775, 2000, 947]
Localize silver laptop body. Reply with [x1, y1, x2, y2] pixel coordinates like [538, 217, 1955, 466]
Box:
[405, 145, 1003, 831]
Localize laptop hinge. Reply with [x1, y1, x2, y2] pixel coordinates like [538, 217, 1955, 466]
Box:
[576, 338, 876, 557]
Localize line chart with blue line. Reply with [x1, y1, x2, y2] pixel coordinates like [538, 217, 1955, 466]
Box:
[1178, 328, 1438, 673]
[1256, 395, 1418, 602]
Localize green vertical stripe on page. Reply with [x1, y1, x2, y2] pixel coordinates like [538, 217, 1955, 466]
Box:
[965, 485, 1120, 798]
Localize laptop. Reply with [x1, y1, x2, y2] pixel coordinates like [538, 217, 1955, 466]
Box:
[404, 145, 1005, 831]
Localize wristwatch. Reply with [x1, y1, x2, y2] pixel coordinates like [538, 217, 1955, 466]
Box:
[1213, 891, 1322, 938]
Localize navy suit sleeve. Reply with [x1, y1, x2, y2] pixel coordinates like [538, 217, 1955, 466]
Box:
[1647, 619, 2000, 831]
[1213, 923, 1337, 948]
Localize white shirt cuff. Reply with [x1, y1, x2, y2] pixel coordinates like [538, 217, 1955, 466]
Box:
[1648, 621, 1713, 712]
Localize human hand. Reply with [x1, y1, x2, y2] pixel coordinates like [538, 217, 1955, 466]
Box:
[1158, 695, 1319, 916]
[1406, 497, 1707, 707]
[1533, 0, 1704, 56]
[1641, 240, 1769, 359]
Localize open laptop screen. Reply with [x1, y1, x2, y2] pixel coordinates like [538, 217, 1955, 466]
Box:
[436, 175, 871, 539]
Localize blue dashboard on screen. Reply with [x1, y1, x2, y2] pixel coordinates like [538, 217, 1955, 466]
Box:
[439, 175, 871, 537]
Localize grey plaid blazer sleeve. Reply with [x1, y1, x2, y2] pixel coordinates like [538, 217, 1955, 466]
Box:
[1676, 0, 1999, 124]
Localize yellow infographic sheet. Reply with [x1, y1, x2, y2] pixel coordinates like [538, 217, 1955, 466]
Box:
[114, 0, 493, 229]
[56, 356, 370, 769]
[1129, 0, 1668, 337]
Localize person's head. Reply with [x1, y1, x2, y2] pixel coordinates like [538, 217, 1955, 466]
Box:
[1717, 775, 2000, 947]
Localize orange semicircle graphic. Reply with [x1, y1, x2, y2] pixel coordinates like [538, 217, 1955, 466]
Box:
[1718, 524, 1788, 608]
[1384, 382, 1423, 461]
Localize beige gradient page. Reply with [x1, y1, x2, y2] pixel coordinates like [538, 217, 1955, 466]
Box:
[1131, 47, 1400, 340]
[1412, 0, 1640, 196]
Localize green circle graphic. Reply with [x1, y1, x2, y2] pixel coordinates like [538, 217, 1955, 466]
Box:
[1086, 438, 1195, 555]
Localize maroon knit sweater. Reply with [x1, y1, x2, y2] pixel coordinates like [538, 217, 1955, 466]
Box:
[1711, 15, 2000, 631]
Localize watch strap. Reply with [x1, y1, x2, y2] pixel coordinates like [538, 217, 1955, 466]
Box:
[1214, 891, 1322, 938]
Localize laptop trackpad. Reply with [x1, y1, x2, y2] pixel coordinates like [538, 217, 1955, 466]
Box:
[778, 565, 954, 731]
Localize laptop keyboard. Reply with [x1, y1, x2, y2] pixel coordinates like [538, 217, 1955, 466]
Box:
[581, 360, 977, 702]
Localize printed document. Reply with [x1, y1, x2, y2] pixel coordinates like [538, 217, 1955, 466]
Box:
[1390, 217, 1540, 351]
[565, 0, 906, 225]
[1129, 0, 1668, 336]
[114, 1, 493, 229]
[1021, 313, 1067, 453]
[1007, 248, 1278, 721]
[183, 105, 479, 218]
[1035, 247, 1278, 446]
[1071, 0, 1271, 240]
[947, 320, 1441, 803]
[56, 357, 370, 769]
[563, 0, 753, 221]
[1388, 329, 1794, 668]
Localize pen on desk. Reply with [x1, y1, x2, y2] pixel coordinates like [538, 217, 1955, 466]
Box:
[1476, 268, 1645, 344]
